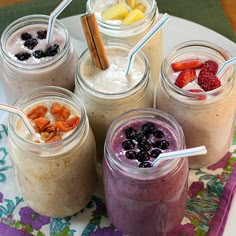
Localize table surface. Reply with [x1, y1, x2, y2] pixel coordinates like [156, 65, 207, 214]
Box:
[0, 0, 236, 33]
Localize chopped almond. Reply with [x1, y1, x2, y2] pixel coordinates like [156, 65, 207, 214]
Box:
[56, 116, 80, 132]
[41, 125, 57, 141]
[27, 105, 48, 120]
[33, 117, 50, 132]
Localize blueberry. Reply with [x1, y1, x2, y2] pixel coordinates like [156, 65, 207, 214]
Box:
[135, 131, 147, 143]
[122, 139, 135, 150]
[21, 32, 32, 41]
[125, 127, 137, 139]
[125, 150, 137, 159]
[46, 44, 60, 57]
[15, 52, 31, 61]
[139, 161, 152, 168]
[138, 140, 151, 151]
[37, 30, 47, 39]
[24, 38, 38, 50]
[33, 50, 46, 59]
[136, 151, 150, 162]
[153, 129, 164, 139]
[142, 122, 156, 135]
[151, 149, 162, 158]
[153, 140, 169, 150]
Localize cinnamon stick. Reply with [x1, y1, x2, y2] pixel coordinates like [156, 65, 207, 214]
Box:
[81, 14, 109, 70]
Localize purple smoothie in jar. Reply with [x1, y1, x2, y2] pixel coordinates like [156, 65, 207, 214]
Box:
[103, 108, 189, 236]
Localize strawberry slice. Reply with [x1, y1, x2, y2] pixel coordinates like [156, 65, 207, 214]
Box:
[188, 89, 206, 100]
[171, 59, 203, 72]
[198, 75, 221, 91]
[174, 69, 196, 88]
[198, 60, 218, 79]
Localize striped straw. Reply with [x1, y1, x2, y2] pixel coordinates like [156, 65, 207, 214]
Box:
[46, 0, 73, 44]
[152, 145, 207, 167]
[125, 13, 169, 76]
[0, 103, 35, 135]
[216, 56, 236, 78]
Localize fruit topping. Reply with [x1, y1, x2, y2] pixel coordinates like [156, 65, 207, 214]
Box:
[174, 69, 196, 88]
[139, 161, 152, 168]
[198, 75, 221, 92]
[125, 127, 137, 139]
[198, 60, 218, 79]
[37, 30, 47, 39]
[102, 3, 129, 21]
[135, 3, 146, 12]
[33, 50, 46, 59]
[27, 103, 80, 143]
[15, 52, 31, 61]
[122, 139, 135, 150]
[27, 105, 48, 120]
[126, 150, 137, 159]
[121, 121, 172, 168]
[21, 32, 32, 41]
[171, 59, 203, 72]
[126, 0, 136, 9]
[24, 38, 38, 50]
[46, 44, 60, 57]
[122, 8, 144, 24]
[136, 150, 150, 162]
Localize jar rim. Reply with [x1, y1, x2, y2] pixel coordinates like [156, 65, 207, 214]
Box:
[76, 40, 150, 99]
[104, 108, 186, 180]
[8, 86, 88, 157]
[161, 40, 235, 100]
[0, 14, 70, 70]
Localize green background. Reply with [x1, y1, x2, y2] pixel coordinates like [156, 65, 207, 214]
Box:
[0, 0, 235, 42]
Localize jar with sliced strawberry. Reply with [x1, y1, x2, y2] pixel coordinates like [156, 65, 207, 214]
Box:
[156, 40, 236, 168]
[8, 86, 97, 217]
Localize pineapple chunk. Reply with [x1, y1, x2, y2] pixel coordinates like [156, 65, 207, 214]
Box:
[122, 8, 144, 24]
[135, 3, 146, 13]
[102, 3, 128, 20]
[126, 0, 136, 9]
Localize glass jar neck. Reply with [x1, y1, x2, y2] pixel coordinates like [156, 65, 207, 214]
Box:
[161, 40, 235, 104]
[8, 86, 88, 157]
[104, 108, 186, 181]
[0, 14, 71, 70]
[86, 0, 158, 37]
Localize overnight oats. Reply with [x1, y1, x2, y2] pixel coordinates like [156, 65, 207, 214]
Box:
[75, 41, 153, 163]
[0, 15, 78, 104]
[156, 40, 236, 168]
[86, 0, 162, 92]
[8, 86, 97, 217]
[103, 108, 188, 236]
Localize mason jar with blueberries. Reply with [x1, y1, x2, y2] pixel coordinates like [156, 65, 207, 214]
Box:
[103, 108, 189, 236]
[0, 14, 78, 104]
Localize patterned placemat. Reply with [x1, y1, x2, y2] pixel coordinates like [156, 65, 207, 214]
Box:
[0, 116, 236, 236]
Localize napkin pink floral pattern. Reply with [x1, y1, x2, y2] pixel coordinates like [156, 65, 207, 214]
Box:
[0, 120, 236, 236]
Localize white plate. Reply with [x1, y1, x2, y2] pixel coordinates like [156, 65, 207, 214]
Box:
[0, 14, 235, 235]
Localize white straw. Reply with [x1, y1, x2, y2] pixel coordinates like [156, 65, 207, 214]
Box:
[152, 145, 207, 166]
[0, 103, 35, 135]
[125, 13, 169, 75]
[216, 56, 236, 78]
[46, 0, 73, 44]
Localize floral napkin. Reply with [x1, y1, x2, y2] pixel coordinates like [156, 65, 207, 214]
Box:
[0, 114, 236, 236]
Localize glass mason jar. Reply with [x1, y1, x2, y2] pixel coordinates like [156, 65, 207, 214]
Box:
[74, 41, 153, 163]
[156, 40, 236, 168]
[86, 0, 162, 93]
[8, 86, 97, 217]
[0, 15, 78, 104]
[103, 108, 188, 236]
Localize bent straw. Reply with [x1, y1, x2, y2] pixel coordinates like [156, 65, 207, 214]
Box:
[46, 0, 73, 44]
[216, 56, 236, 78]
[0, 103, 35, 135]
[125, 13, 169, 76]
[152, 145, 207, 166]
